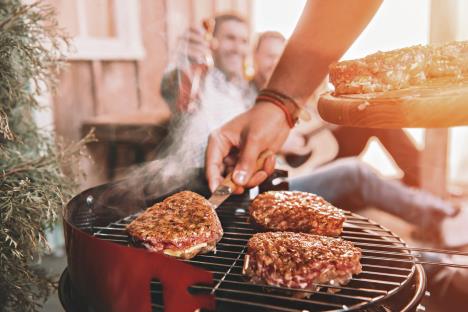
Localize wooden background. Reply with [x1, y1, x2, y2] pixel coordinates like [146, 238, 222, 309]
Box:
[47, 0, 252, 188]
[45, 0, 464, 196]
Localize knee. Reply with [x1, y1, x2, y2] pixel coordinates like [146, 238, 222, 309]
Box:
[335, 158, 374, 184]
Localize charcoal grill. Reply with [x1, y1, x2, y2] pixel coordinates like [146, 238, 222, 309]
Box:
[60, 176, 428, 312]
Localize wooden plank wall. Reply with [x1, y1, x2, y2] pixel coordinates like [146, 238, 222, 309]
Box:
[52, 0, 252, 188]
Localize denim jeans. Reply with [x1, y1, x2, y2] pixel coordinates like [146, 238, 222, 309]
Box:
[290, 158, 455, 228]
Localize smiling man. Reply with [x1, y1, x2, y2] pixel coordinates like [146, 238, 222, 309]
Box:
[160, 13, 256, 167]
[161, 13, 255, 116]
[211, 15, 250, 82]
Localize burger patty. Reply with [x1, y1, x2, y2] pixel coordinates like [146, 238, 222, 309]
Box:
[243, 232, 362, 289]
[249, 191, 345, 236]
[329, 40, 468, 95]
[126, 191, 223, 259]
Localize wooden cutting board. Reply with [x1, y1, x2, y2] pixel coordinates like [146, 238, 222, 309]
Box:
[317, 78, 468, 128]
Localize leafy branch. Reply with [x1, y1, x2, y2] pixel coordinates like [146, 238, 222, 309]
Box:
[0, 1, 90, 311]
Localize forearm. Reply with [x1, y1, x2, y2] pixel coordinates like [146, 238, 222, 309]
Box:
[267, 0, 383, 107]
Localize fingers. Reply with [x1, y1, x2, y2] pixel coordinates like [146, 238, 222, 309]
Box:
[186, 44, 210, 64]
[450, 204, 461, 217]
[205, 131, 230, 192]
[207, 134, 272, 192]
[232, 135, 262, 186]
[205, 104, 286, 192]
[264, 154, 276, 177]
[187, 27, 206, 43]
[208, 143, 276, 193]
[244, 171, 269, 189]
[177, 27, 211, 64]
[241, 154, 276, 189]
[231, 185, 245, 195]
[206, 161, 223, 193]
[223, 152, 239, 168]
[442, 202, 461, 218]
[205, 149, 223, 192]
[187, 46, 210, 62]
[223, 159, 236, 177]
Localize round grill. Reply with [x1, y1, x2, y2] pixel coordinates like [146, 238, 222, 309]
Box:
[90, 199, 416, 311]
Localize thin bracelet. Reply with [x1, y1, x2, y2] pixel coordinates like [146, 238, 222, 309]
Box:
[260, 89, 300, 109]
[258, 89, 300, 122]
[256, 94, 295, 128]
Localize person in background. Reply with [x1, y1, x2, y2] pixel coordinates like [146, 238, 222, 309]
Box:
[160, 7, 459, 233]
[160, 13, 256, 167]
[161, 13, 256, 115]
[252, 32, 421, 187]
[247, 28, 459, 232]
[216, 3, 464, 292]
[204, 0, 404, 192]
[251, 31, 287, 92]
[205, 1, 459, 235]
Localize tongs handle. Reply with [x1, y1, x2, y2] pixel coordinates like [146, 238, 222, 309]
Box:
[221, 150, 274, 191]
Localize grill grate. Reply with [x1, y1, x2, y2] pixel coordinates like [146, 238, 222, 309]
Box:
[91, 200, 417, 312]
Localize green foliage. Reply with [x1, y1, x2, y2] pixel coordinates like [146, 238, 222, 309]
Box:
[0, 1, 93, 311]
[0, 0, 65, 141]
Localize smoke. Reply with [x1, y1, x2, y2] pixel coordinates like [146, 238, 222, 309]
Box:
[86, 13, 254, 208]
[140, 113, 209, 193]
[100, 109, 212, 211]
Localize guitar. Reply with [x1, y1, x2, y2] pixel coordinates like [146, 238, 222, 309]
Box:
[276, 116, 339, 177]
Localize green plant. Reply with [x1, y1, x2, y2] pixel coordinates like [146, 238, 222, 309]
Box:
[0, 1, 93, 311]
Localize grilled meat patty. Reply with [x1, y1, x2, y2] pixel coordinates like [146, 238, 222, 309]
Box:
[126, 191, 223, 259]
[249, 191, 345, 236]
[243, 232, 362, 289]
[330, 40, 468, 95]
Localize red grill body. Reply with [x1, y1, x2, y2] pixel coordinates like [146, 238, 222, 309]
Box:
[61, 173, 427, 311]
[63, 182, 217, 312]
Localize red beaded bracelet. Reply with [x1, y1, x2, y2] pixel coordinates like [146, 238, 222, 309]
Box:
[260, 89, 300, 110]
[255, 88, 304, 128]
[256, 94, 296, 128]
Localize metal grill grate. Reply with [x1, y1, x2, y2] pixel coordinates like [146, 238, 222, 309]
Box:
[91, 200, 417, 312]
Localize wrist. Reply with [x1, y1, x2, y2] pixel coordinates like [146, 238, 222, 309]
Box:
[254, 101, 291, 127]
[266, 80, 309, 108]
[254, 98, 295, 128]
[255, 89, 311, 128]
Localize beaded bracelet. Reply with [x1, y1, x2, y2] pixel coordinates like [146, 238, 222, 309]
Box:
[256, 88, 309, 128]
[260, 89, 300, 109]
[256, 94, 296, 128]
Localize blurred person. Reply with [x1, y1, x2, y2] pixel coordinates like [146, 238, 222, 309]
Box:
[248, 29, 458, 231]
[252, 32, 421, 187]
[160, 8, 459, 233]
[205, 0, 411, 191]
[159, 13, 256, 167]
[252, 31, 287, 91]
[161, 13, 256, 115]
[205, 1, 459, 231]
